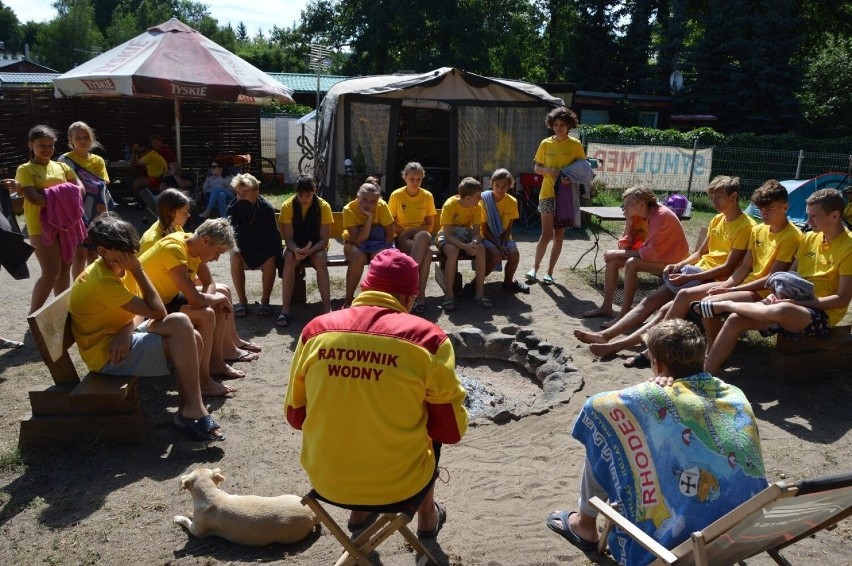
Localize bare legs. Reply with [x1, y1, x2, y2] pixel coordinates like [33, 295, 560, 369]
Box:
[441, 243, 487, 300]
[146, 313, 221, 429]
[530, 212, 564, 279]
[704, 301, 811, 373]
[281, 250, 331, 316]
[343, 244, 369, 306]
[71, 246, 97, 280]
[583, 257, 666, 327]
[229, 252, 276, 307]
[574, 286, 675, 346]
[399, 231, 433, 303]
[180, 305, 242, 394]
[29, 233, 72, 314]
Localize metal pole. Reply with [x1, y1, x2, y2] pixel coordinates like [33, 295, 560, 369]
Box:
[686, 138, 698, 199]
[795, 149, 804, 180]
[314, 69, 320, 156]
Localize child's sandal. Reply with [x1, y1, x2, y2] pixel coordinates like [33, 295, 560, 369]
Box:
[475, 296, 493, 309]
[441, 297, 456, 312]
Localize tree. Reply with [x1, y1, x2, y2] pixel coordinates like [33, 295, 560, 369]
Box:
[797, 34, 852, 135]
[0, 1, 22, 52]
[34, 0, 105, 71]
[236, 22, 248, 42]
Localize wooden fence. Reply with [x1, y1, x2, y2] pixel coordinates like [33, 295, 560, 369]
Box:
[0, 87, 261, 178]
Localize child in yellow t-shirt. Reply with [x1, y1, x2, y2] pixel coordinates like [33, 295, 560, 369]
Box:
[437, 177, 490, 311]
[388, 162, 437, 315]
[342, 178, 394, 307]
[480, 169, 529, 294]
[139, 188, 190, 253]
[277, 174, 334, 326]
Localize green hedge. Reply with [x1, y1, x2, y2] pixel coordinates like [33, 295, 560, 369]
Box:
[579, 125, 851, 153]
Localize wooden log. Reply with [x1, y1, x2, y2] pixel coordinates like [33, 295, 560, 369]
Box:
[19, 408, 147, 448]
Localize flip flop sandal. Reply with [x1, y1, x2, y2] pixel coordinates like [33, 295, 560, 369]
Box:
[541, 274, 555, 285]
[0, 338, 24, 349]
[174, 414, 226, 441]
[276, 312, 293, 328]
[475, 295, 493, 309]
[417, 502, 447, 539]
[233, 303, 248, 318]
[224, 351, 259, 363]
[240, 341, 262, 353]
[690, 300, 718, 318]
[525, 270, 537, 283]
[347, 511, 380, 532]
[412, 301, 427, 316]
[441, 297, 456, 312]
[257, 304, 273, 317]
[503, 280, 531, 294]
[623, 352, 651, 369]
[546, 511, 597, 552]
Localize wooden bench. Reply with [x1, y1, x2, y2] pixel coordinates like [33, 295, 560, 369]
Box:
[771, 324, 852, 384]
[19, 288, 146, 448]
[277, 210, 447, 303]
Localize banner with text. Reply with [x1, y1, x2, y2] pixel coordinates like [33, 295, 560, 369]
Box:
[587, 143, 713, 192]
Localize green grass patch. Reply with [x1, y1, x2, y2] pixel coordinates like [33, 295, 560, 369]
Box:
[0, 446, 25, 474]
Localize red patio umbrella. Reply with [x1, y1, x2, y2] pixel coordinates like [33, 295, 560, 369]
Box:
[53, 17, 294, 162]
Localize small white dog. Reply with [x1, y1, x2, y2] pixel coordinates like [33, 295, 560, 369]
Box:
[174, 467, 319, 546]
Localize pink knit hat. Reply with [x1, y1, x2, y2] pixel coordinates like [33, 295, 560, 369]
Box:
[361, 248, 419, 296]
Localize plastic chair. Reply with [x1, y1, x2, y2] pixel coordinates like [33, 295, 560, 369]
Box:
[517, 172, 543, 228]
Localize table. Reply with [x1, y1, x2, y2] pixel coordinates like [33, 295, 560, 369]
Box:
[571, 206, 626, 274]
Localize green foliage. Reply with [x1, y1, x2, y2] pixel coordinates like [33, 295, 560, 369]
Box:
[34, 0, 105, 72]
[797, 34, 852, 136]
[0, 1, 22, 52]
[261, 102, 313, 117]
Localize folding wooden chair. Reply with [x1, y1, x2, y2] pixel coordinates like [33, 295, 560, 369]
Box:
[302, 488, 437, 566]
[517, 172, 543, 228]
[591, 471, 852, 566]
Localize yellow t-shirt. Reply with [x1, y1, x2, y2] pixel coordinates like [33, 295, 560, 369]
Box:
[15, 160, 77, 236]
[138, 232, 201, 302]
[341, 198, 393, 243]
[742, 222, 802, 291]
[440, 195, 481, 229]
[69, 258, 139, 371]
[479, 192, 519, 240]
[62, 151, 109, 181]
[140, 150, 168, 178]
[387, 187, 437, 229]
[696, 212, 755, 271]
[797, 229, 852, 327]
[139, 222, 185, 254]
[278, 195, 334, 225]
[533, 135, 585, 200]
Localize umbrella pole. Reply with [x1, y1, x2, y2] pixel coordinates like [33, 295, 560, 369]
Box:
[174, 98, 182, 164]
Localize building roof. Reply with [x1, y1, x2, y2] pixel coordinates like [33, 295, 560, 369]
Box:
[266, 72, 348, 94]
[0, 72, 59, 86]
[0, 57, 57, 73]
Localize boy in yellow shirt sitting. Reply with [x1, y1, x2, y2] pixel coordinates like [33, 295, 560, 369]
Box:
[480, 169, 529, 294]
[69, 214, 225, 441]
[437, 177, 490, 311]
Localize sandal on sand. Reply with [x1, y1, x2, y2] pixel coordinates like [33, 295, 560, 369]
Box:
[542, 274, 555, 285]
[475, 295, 493, 309]
[347, 511, 380, 532]
[503, 280, 531, 294]
[233, 303, 248, 318]
[412, 301, 427, 316]
[276, 312, 293, 328]
[690, 300, 718, 319]
[241, 341, 262, 353]
[0, 338, 24, 349]
[623, 352, 651, 369]
[441, 297, 456, 312]
[224, 351, 258, 363]
[174, 414, 226, 442]
[525, 270, 537, 283]
[546, 511, 597, 552]
[417, 502, 447, 539]
[257, 304, 273, 317]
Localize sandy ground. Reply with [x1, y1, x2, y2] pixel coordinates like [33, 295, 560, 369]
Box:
[1, 206, 851, 566]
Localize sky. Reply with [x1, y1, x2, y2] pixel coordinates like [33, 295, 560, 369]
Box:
[3, 0, 310, 36]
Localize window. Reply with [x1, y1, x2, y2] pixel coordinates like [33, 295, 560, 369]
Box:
[639, 112, 659, 128]
[581, 109, 610, 125]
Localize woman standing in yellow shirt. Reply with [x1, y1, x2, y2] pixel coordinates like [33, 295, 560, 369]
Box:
[526, 107, 585, 285]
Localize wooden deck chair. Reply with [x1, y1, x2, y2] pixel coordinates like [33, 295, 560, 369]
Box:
[302, 488, 437, 566]
[590, 471, 852, 566]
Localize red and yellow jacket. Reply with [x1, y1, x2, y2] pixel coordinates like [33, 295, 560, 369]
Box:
[284, 290, 468, 505]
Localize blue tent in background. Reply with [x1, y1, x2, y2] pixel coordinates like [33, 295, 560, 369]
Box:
[745, 172, 850, 226]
